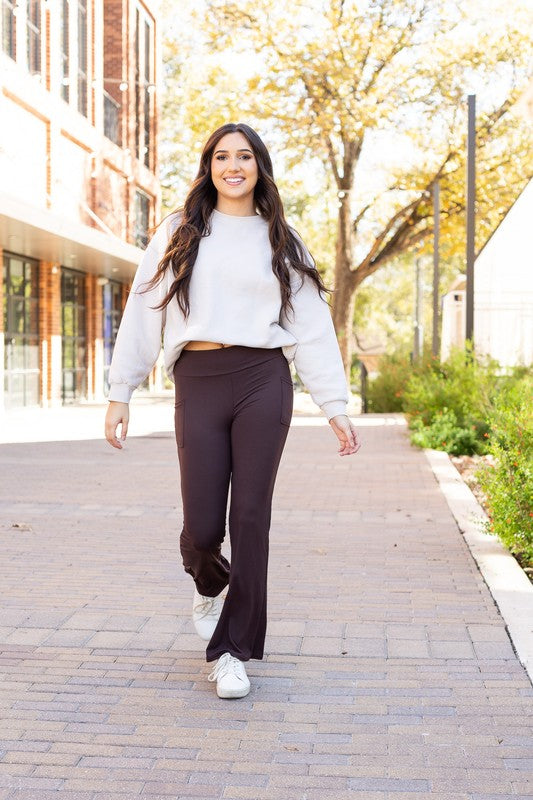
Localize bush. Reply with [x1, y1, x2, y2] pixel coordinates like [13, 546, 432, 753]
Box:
[476, 375, 533, 568]
[402, 344, 497, 439]
[366, 350, 416, 412]
[409, 407, 483, 456]
[366, 344, 527, 457]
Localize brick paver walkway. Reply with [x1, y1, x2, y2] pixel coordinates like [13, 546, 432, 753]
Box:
[0, 413, 532, 799]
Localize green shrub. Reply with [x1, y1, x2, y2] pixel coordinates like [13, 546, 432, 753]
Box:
[402, 344, 497, 435]
[366, 344, 529, 459]
[366, 350, 416, 412]
[476, 375, 533, 568]
[409, 407, 484, 456]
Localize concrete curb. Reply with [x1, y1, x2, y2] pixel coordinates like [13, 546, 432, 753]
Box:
[425, 447, 533, 685]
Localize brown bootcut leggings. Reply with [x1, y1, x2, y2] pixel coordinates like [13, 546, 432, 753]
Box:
[173, 345, 293, 663]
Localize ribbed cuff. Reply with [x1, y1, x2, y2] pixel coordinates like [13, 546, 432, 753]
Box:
[321, 400, 348, 421]
[107, 383, 135, 403]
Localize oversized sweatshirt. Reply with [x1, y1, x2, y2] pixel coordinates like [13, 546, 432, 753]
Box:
[107, 208, 350, 420]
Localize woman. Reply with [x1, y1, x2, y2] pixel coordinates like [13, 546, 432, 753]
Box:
[105, 122, 359, 700]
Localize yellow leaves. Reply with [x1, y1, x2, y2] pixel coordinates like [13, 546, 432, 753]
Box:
[162, 0, 533, 285]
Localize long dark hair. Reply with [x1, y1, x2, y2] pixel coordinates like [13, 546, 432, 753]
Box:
[143, 122, 331, 321]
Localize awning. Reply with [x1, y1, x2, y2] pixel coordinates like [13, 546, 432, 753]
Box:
[0, 191, 144, 282]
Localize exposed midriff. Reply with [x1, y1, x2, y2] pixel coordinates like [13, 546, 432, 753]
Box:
[183, 341, 235, 350]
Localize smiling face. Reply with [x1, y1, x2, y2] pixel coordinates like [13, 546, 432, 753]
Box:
[210, 131, 259, 215]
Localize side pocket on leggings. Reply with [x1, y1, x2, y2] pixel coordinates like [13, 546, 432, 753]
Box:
[280, 376, 293, 426]
[175, 399, 185, 447]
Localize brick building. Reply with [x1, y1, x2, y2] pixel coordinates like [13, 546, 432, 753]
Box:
[0, 0, 161, 410]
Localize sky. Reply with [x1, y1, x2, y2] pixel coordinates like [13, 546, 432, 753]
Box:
[159, 0, 532, 222]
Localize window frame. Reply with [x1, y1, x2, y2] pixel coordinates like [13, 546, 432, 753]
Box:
[2, 0, 16, 60]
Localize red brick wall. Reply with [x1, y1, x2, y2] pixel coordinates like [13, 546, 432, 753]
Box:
[97, 0, 159, 241]
[96, 160, 129, 239]
[44, 4, 51, 92]
[90, 0, 96, 128]
[38, 262, 61, 406]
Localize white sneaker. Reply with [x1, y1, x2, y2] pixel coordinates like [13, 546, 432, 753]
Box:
[207, 652, 251, 699]
[192, 587, 225, 641]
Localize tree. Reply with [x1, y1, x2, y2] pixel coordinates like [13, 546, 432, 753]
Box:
[181, 0, 533, 375]
[158, 16, 238, 210]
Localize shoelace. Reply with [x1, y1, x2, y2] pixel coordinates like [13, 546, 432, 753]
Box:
[207, 653, 245, 683]
[193, 596, 221, 620]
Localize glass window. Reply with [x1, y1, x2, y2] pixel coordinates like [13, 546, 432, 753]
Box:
[3, 253, 40, 408]
[102, 280, 122, 392]
[134, 190, 150, 249]
[77, 0, 87, 116]
[26, 0, 41, 75]
[103, 0, 123, 145]
[103, 89, 120, 145]
[2, 0, 16, 59]
[143, 19, 151, 168]
[134, 8, 140, 160]
[61, 268, 87, 402]
[60, 0, 69, 102]
[134, 6, 154, 168]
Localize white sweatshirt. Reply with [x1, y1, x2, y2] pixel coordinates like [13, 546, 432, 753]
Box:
[107, 208, 350, 420]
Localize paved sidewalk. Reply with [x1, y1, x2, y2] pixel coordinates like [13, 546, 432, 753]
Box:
[0, 406, 532, 799]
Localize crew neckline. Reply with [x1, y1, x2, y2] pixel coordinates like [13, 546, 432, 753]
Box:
[212, 208, 262, 220]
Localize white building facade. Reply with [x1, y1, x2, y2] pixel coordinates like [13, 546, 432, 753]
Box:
[441, 179, 533, 367]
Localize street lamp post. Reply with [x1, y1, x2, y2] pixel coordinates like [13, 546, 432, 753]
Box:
[413, 256, 424, 363]
[466, 94, 476, 345]
[432, 179, 440, 357]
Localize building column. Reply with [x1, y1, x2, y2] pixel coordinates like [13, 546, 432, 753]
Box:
[39, 262, 62, 407]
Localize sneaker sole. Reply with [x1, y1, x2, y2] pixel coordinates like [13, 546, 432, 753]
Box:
[216, 685, 250, 699]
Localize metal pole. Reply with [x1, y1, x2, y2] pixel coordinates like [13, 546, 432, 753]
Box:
[360, 362, 368, 414]
[413, 256, 424, 362]
[432, 180, 440, 357]
[466, 94, 476, 344]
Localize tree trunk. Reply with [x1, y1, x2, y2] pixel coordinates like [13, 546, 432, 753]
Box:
[332, 191, 357, 382]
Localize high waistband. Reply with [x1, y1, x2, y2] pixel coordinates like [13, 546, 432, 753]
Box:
[173, 345, 284, 377]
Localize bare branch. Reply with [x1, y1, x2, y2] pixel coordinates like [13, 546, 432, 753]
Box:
[359, 195, 423, 272]
[360, 3, 428, 97]
[352, 3, 384, 99]
[354, 224, 431, 285]
[352, 201, 373, 233]
[324, 134, 341, 187]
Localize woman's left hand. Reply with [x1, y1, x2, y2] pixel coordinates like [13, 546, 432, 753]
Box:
[329, 414, 361, 456]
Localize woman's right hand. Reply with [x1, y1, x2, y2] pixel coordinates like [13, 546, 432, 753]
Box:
[105, 401, 129, 450]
